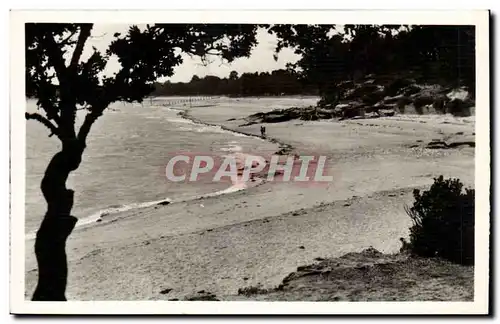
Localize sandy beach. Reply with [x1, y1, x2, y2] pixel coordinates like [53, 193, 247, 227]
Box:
[24, 97, 475, 301]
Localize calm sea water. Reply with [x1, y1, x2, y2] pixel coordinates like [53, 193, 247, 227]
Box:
[25, 97, 275, 234]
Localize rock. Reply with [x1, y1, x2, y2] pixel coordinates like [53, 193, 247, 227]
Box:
[425, 140, 474, 149]
[314, 257, 325, 261]
[96, 218, 102, 223]
[343, 203, 351, 207]
[447, 141, 475, 148]
[446, 88, 469, 101]
[364, 112, 380, 119]
[334, 103, 351, 111]
[340, 104, 366, 120]
[186, 293, 219, 301]
[360, 246, 383, 257]
[157, 200, 170, 206]
[379, 109, 395, 117]
[385, 78, 414, 96]
[402, 85, 421, 96]
[276, 284, 286, 291]
[383, 94, 405, 104]
[427, 141, 449, 149]
[160, 288, 173, 294]
[168, 298, 179, 301]
[345, 84, 380, 101]
[299, 246, 305, 250]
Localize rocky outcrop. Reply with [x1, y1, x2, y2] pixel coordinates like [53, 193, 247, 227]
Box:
[239, 74, 475, 123]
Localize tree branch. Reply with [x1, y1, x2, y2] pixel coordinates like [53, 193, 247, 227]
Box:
[77, 107, 104, 145]
[25, 112, 60, 138]
[60, 30, 78, 46]
[45, 37, 68, 83]
[70, 24, 93, 70]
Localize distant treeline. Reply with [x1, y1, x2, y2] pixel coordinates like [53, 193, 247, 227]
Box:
[151, 69, 318, 97]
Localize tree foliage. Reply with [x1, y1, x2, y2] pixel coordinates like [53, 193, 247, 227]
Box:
[25, 23, 261, 301]
[151, 69, 317, 97]
[26, 23, 261, 142]
[268, 24, 475, 105]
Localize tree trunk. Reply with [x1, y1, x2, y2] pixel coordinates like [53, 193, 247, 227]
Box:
[32, 142, 84, 301]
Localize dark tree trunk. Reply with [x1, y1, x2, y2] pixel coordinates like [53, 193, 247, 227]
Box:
[32, 141, 84, 301]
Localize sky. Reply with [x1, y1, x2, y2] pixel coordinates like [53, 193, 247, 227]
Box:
[82, 24, 302, 83]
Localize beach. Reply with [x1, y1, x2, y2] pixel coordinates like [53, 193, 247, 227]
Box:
[24, 96, 475, 300]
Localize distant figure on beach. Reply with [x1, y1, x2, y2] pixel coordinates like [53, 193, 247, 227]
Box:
[260, 125, 266, 138]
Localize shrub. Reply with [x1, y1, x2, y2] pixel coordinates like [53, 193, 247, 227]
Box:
[432, 96, 448, 114]
[401, 176, 475, 265]
[413, 95, 434, 109]
[413, 104, 424, 115]
[446, 98, 473, 117]
[397, 97, 412, 114]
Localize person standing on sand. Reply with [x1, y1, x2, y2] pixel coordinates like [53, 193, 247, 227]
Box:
[260, 125, 266, 138]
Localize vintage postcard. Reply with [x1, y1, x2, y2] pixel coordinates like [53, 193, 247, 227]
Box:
[10, 9, 490, 315]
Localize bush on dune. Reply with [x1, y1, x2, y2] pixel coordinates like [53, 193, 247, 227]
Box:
[401, 176, 475, 265]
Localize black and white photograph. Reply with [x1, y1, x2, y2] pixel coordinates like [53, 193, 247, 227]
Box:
[9, 9, 490, 315]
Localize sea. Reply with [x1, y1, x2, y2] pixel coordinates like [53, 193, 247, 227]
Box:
[25, 96, 275, 236]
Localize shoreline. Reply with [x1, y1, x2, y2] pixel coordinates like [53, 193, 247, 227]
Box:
[177, 109, 295, 156]
[25, 105, 282, 240]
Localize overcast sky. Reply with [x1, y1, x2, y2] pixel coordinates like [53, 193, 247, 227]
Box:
[82, 25, 301, 83]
